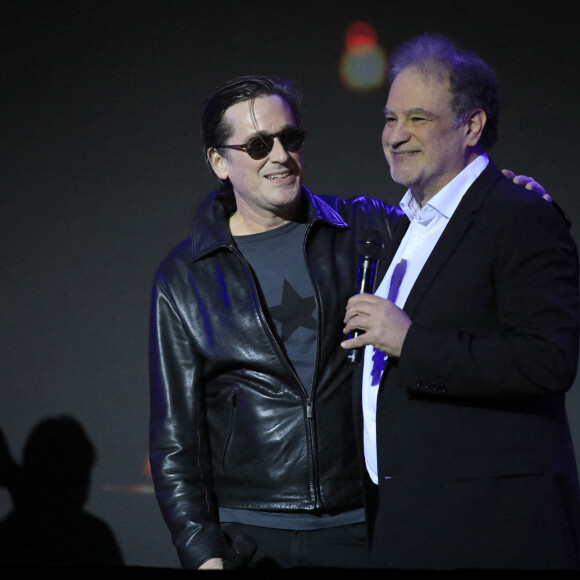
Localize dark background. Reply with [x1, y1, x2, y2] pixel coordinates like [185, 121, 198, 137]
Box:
[1, 0, 579, 568]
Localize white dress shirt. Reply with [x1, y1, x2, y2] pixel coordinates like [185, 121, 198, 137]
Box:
[362, 153, 489, 484]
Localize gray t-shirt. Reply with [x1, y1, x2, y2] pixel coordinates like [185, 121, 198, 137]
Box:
[234, 221, 316, 395]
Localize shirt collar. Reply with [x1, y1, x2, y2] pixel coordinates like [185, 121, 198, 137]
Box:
[400, 153, 489, 221]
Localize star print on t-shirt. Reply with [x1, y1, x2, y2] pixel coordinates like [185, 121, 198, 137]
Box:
[269, 279, 316, 341]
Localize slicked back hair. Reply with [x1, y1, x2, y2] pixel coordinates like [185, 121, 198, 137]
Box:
[201, 75, 302, 182]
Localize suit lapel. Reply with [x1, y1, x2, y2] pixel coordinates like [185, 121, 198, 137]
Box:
[403, 162, 502, 317]
[374, 214, 410, 292]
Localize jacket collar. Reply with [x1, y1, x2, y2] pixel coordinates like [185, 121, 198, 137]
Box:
[190, 185, 348, 262]
[402, 160, 502, 317]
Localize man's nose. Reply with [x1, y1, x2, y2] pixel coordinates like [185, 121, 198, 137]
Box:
[268, 137, 290, 160]
[384, 122, 410, 147]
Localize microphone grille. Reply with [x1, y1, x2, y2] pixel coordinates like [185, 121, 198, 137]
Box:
[359, 232, 382, 259]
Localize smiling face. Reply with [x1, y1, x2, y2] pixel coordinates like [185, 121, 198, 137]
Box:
[208, 94, 304, 233]
[382, 67, 480, 205]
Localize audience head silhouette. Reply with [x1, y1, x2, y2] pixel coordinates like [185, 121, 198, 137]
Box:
[0, 415, 124, 566]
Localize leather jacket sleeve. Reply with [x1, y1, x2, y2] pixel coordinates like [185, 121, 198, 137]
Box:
[149, 274, 226, 569]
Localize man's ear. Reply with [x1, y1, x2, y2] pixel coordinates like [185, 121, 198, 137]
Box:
[465, 109, 486, 147]
[207, 147, 229, 180]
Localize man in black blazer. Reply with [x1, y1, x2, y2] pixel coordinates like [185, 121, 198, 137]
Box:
[341, 33, 580, 570]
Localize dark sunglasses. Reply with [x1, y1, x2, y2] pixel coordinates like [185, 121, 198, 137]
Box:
[218, 127, 306, 160]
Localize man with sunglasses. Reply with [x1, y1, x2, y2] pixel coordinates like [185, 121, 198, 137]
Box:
[148, 74, 548, 570]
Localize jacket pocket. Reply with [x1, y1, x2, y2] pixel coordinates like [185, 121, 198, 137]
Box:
[452, 450, 544, 481]
[221, 385, 238, 468]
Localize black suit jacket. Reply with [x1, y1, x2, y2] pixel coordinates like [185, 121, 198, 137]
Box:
[355, 161, 580, 570]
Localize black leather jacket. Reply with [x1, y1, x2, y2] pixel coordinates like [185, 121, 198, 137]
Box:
[149, 186, 402, 568]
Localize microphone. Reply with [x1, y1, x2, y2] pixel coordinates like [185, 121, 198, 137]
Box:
[347, 234, 382, 365]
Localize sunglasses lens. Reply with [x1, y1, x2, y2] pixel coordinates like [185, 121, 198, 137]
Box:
[280, 129, 305, 152]
[246, 137, 273, 160]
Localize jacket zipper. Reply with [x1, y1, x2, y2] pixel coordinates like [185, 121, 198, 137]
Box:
[303, 223, 322, 508]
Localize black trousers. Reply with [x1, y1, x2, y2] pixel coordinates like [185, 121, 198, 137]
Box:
[221, 521, 371, 569]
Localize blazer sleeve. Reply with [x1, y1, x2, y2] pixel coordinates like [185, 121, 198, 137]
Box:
[396, 189, 580, 403]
